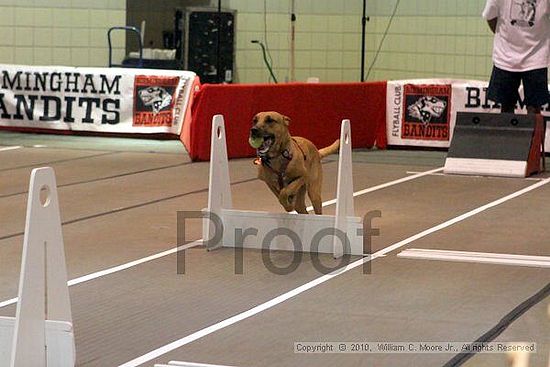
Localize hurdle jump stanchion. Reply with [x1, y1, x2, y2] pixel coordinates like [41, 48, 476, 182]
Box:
[0, 168, 75, 367]
[203, 115, 233, 250]
[333, 119, 355, 258]
[203, 115, 363, 257]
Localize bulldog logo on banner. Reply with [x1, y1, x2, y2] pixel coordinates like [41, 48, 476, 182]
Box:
[401, 84, 452, 141]
[133, 75, 179, 127]
[138, 87, 172, 115]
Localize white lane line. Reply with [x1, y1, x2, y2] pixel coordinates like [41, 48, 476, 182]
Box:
[0, 298, 16, 309]
[0, 241, 201, 309]
[119, 176, 550, 367]
[309, 167, 444, 210]
[406, 171, 545, 181]
[158, 362, 235, 367]
[397, 248, 550, 268]
[0, 166, 442, 310]
[0, 146, 22, 152]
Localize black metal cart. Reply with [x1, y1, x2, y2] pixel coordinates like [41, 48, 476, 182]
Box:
[107, 26, 182, 70]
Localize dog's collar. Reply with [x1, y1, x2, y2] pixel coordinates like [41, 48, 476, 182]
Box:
[254, 148, 292, 189]
[253, 139, 306, 189]
[281, 148, 293, 161]
[290, 138, 307, 161]
[256, 147, 292, 165]
[254, 150, 291, 170]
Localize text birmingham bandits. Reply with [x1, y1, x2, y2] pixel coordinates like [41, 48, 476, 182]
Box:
[0, 69, 122, 125]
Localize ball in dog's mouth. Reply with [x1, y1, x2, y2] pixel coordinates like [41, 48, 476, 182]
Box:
[253, 134, 274, 154]
[249, 136, 263, 149]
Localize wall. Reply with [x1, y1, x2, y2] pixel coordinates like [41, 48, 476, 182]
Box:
[0, 0, 126, 67]
[226, 0, 495, 83]
[0, 0, 528, 85]
[366, 0, 493, 81]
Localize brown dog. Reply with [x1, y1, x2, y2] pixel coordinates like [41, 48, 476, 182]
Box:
[250, 111, 339, 214]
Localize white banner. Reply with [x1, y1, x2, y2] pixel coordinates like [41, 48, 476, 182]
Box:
[386, 79, 550, 149]
[0, 64, 197, 135]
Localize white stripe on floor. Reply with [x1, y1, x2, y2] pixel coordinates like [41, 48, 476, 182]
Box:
[155, 362, 235, 367]
[310, 167, 444, 210]
[0, 146, 22, 152]
[0, 241, 200, 309]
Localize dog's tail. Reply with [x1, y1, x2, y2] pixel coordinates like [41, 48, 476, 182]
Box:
[318, 139, 340, 159]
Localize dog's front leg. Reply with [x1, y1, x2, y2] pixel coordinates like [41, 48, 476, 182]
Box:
[279, 177, 306, 212]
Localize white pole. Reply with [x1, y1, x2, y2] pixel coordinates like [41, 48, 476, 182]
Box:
[140, 20, 146, 45]
[290, 0, 296, 82]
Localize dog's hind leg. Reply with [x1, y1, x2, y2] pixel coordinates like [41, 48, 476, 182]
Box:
[307, 184, 323, 215]
[294, 185, 308, 214]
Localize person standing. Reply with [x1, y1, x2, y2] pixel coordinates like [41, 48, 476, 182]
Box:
[483, 0, 550, 114]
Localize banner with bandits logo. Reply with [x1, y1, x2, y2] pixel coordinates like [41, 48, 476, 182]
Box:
[134, 75, 180, 127]
[0, 64, 197, 135]
[402, 84, 451, 142]
[386, 79, 550, 149]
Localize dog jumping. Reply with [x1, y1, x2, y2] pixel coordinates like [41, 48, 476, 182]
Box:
[249, 111, 339, 214]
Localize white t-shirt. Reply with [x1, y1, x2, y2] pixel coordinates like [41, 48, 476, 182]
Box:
[482, 0, 550, 72]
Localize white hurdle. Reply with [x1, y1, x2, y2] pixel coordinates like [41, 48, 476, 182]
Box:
[0, 168, 75, 367]
[203, 115, 364, 257]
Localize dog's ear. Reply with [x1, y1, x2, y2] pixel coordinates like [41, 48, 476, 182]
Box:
[283, 115, 291, 126]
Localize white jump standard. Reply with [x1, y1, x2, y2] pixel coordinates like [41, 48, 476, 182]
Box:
[203, 115, 365, 258]
[0, 168, 75, 367]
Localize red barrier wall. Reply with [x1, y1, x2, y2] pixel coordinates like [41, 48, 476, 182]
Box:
[183, 82, 388, 161]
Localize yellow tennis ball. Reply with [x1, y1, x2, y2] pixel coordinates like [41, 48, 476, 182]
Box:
[249, 136, 263, 149]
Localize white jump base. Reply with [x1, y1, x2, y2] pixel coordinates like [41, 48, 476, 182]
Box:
[444, 158, 529, 178]
[0, 318, 74, 366]
[203, 115, 365, 258]
[398, 248, 550, 268]
[221, 209, 362, 254]
[0, 168, 75, 367]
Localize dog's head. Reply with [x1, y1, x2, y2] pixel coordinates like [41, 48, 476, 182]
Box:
[250, 111, 291, 156]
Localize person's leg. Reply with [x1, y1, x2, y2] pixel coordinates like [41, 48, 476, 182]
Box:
[487, 65, 521, 113]
[522, 68, 549, 171]
[501, 104, 516, 113]
[522, 67, 549, 115]
[527, 105, 541, 114]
